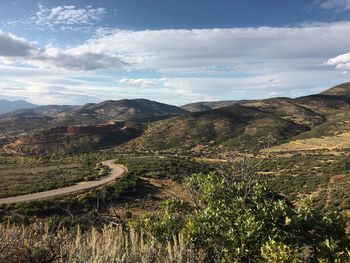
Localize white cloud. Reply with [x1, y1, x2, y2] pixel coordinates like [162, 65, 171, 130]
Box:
[3, 22, 350, 73]
[317, 0, 350, 10]
[326, 52, 350, 70]
[31, 4, 107, 31]
[2, 22, 350, 104]
[71, 22, 350, 73]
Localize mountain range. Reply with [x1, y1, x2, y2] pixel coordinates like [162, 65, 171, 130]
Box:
[1, 83, 350, 155]
[120, 83, 350, 152]
[0, 99, 37, 115]
[0, 99, 187, 139]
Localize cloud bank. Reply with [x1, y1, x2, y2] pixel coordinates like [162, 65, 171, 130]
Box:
[1, 21, 350, 104]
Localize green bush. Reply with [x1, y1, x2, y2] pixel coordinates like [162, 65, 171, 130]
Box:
[132, 171, 350, 262]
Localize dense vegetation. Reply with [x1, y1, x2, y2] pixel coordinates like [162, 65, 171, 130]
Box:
[1, 159, 350, 262]
[116, 156, 213, 182]
[261, 154, 350, 211]
[131, 165, 350, 262]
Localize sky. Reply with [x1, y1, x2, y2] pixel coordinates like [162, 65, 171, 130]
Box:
[0, 0, 350, 105]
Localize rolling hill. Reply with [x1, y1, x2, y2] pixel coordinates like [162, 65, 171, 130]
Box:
[0, 99, 187, 145]
[1, 122, 143, 155]
[321, 82, 350, 98]
[0, 99, 186, 128]
[124, 104, 311, 151]
[181, 100, 241, 112]
[3, 83, 350, 155]
[122, 83, 350, 152]
[70, 99, 188, 123]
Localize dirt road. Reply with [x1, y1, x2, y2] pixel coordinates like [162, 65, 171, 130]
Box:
[0, 160, 126, 205]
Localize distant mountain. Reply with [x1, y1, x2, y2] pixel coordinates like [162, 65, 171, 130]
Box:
[321, 82, 350, 98]
[181, 100, 241, 112]
[69, 99, 188, 123]
[0, 99, 186, 133]
[0, 105, 79, 138]
[0, 99, 36, 115]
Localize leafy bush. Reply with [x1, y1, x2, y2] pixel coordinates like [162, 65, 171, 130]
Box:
[132, 170, 350, 262]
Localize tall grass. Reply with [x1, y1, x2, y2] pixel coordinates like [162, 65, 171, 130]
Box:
[0, 223, 199, 263]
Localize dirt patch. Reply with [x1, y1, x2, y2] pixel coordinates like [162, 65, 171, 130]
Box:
[110, 177, 190, 218]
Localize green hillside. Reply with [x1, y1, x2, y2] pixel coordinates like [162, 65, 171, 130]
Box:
[2, 122, 143, 155]
[125, 104, 310, 151]
[123, 84, 350, 152]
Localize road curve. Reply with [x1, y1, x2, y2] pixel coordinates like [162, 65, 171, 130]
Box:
[0, 160, 127, 205]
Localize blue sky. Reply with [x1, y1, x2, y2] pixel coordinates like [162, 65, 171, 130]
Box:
[0, 0, 350, 105]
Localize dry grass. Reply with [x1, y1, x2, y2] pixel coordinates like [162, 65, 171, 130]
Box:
[0, 223, 199, 263]
[265, 132, 350, 153]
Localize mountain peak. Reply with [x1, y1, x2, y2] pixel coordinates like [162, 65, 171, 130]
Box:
[0, 99, 37, 115]
[321, 83, 350, 97]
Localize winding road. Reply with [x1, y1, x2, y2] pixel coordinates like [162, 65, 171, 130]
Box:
[0, 160, 127, 205]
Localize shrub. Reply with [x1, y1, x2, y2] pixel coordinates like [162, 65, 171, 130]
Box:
[132, 167, 350, 262]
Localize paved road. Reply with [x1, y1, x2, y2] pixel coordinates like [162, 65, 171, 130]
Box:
[0, 160, 127, 205]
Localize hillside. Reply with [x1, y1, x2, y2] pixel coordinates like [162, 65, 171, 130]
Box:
[125, 104, 310, 151]
[0, 99, 36, 114]
[181, 100, 240, 112]
[242, 97, 325, 126]
[0, 99, 187, 144]
[267, 132, 350, 152]
[1, 122, 143, 155]
[70, 99, 188, 123]
[123, 84, 350, 152]
[3, 83, 350, 155]
[0, 99, 186, 129]
[321, 82, 350, 97]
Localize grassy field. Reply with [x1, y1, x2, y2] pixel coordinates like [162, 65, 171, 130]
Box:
[266, 131, 350, 152]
